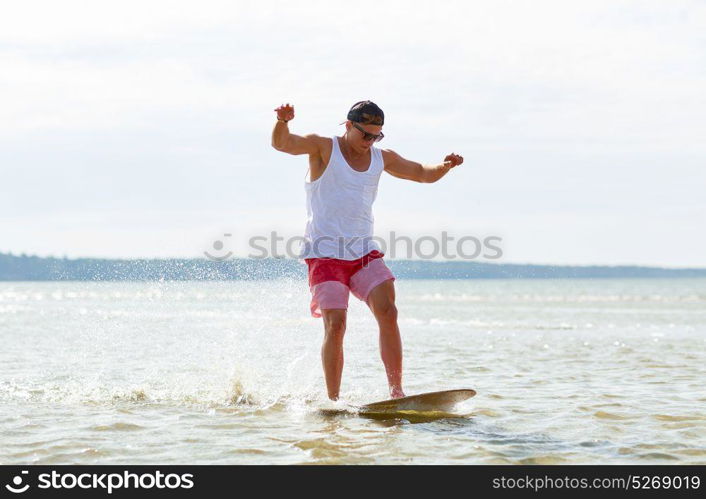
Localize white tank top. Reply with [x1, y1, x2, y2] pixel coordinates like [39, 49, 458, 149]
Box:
[300, 136, 384, 260]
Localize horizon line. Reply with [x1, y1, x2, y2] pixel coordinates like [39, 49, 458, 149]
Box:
[1, 252, 705, 271]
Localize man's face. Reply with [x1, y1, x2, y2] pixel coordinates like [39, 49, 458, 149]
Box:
[346, 121, 383, 151]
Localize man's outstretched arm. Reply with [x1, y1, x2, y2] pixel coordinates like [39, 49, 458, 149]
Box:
[382, 149, 464, 183]
[271, 103, 322, 155]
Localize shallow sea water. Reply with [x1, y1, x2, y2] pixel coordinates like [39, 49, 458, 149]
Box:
[1, 278, 705, 464]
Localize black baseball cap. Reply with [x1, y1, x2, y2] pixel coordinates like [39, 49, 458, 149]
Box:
[346, 100, 384, 125]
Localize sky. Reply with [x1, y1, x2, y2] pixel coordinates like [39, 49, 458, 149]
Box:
[1, 0, 705, 267]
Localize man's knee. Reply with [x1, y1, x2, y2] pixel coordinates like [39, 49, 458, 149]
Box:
[323, 310, 347, 339]
[373, 301, 398, 325]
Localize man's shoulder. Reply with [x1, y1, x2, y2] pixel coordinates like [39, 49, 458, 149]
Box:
[305, 134, 333, 144]
[379, 148, 399, 166]
[304, 134, 333, 152]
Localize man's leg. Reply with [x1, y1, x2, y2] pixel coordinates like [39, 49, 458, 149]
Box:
[366, 279, 405, 398]
[320, 308, 347, 401]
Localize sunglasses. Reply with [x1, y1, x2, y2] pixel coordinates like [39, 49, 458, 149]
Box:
[352, 122, 384, 143]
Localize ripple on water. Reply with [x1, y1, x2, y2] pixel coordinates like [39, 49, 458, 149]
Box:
[660, 423, 703, 430]
[578, 440, 612, 448]
[293, 439, 349, 460]
[9, 443, 107, 460]
[225, 448, 268, 455]
[592, 411, 636, 421]
[674, 448, 706, 457]
[518, 455, 571, 465]
[32, 449, 111, 465]
[653, 414, 706, 422]
[471, 408, 501, 417]
[636, 452, 680, 461]
[89, 422, 145, 432]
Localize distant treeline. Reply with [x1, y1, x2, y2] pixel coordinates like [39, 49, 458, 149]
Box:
[1, 253, 704, 281]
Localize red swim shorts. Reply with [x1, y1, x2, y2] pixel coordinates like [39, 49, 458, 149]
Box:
[305, 250, 395, 318]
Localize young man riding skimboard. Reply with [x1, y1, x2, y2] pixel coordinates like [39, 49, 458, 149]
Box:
[271, 100, 464, 401]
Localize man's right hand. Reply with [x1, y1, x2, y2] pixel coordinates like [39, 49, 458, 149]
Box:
[274, 103, 295, 122]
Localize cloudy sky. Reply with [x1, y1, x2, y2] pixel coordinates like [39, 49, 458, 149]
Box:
[1, 0, 704, 266]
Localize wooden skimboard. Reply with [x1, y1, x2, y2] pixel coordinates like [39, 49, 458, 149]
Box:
[361, 389, 476, 414]
[319, 389, 476, 421]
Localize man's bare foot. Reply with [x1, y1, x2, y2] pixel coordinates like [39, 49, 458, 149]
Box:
[390, 387, 405, 399]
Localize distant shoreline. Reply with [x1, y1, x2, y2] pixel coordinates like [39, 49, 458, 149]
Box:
[2, 253, 705, 281]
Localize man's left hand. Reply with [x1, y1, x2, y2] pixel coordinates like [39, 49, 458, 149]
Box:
[443, 153, 464, 168]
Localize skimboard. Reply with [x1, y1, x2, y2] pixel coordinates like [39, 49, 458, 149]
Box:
[319, 389, 476, 421]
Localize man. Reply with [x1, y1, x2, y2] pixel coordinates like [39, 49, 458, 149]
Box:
[271, 100, 463, 401]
